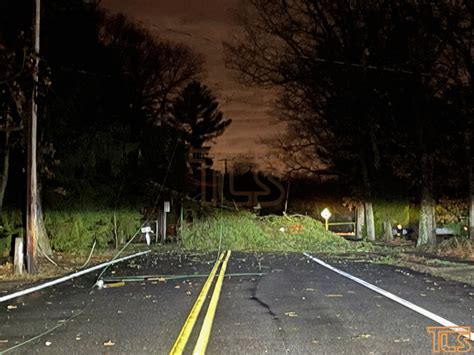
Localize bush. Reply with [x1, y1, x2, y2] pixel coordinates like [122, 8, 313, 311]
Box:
[44, 209, 141, 252]
[0, 210, 23, 257]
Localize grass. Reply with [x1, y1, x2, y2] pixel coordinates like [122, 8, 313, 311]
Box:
[1, 209, 142, 255]
[44, 210, 141, 252]
[422, 237, 474, 260]
[181, 210, 374, 253]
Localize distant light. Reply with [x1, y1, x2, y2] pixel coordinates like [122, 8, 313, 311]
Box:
[397, 224, 403, 230]
[464, 226, 468, 231]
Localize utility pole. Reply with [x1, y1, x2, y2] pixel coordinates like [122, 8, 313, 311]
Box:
[26, 0, 40, 273]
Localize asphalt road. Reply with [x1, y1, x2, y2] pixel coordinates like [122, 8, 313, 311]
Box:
[0, 251, 473, 354]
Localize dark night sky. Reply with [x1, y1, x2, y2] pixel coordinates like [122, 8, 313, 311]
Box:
[101, 0, 282, 169]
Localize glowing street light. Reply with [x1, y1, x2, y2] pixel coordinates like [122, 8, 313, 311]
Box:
[321, 208, 332, 231]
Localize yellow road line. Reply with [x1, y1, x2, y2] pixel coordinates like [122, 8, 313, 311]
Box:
[193, 250, 232, 355]
[169, 252, 225, 355]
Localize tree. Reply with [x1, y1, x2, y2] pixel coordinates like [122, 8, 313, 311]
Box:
[168, 81, 231, 194]
[170, 81, 231, 149]
[225, 0, 461, 245]
[37, 4, 204, 205]
[0, 44, 30, 214]
[0, 0, 205, 256]
[434, 0, 474, 238]
[0, 0, 54, 257]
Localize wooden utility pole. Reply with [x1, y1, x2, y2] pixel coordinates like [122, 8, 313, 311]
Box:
[26, 0, 40, 273]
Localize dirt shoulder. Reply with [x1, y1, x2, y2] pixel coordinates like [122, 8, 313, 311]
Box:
[0, 251, 115, 293]
[382, 253, 474, 287]
[333, 247, 474, 287]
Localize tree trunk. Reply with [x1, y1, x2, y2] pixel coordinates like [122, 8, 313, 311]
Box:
[36, 204, 52, 256]
[36, 187, 52, 256]
[365, 202, 376, 241]
[360, 153, 375, 242]
[465, 132, 474, 238]
[356, 204, 365, 239]
[0, 132, 10, 215]
[383, 221, 393, 242]
[417, 193, 436, 246]
[418, 184, 436, 246]
[469, 188, 474, 239]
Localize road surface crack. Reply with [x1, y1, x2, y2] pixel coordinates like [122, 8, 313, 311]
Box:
[250, 277, 290, 353]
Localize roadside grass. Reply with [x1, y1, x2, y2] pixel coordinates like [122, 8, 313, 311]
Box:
[180, 210, 374, 253]
[1, 209, 142, 256]
[44, 209, 141, 252]
[0, 250, 116, 283]
[422, 237, 474, 260]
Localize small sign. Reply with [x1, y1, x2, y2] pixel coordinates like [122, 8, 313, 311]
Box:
[141, 226, 152, 233]
[141, 226, 152, 246]
[321, 208, 331, 220]
[164, 201, 171, 213]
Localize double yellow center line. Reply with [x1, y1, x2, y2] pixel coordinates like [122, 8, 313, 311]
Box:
[170, 250, 232, 355]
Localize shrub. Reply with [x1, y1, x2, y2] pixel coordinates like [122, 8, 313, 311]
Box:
[0, 210, 23, 256]
[44, 209, 141, 252]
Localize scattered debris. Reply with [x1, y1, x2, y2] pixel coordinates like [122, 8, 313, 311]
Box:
[103, 340, 115, 347]
[285, 311, 298, 317]
[394, 338, 410, 343]
[103, 281, 125, 289]
[151, 277, 167, 282]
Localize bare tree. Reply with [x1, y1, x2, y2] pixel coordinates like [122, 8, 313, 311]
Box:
[225, 0, 452, 244]
[435, 1, 474, 238]
[100, 14, 204, 125]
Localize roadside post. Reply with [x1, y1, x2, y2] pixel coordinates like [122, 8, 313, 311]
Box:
[321, 208, 332, 231]
[163, 201, 170, 242]
[141, 225, 152, 245]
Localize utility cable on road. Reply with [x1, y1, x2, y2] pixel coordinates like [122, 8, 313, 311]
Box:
[0, 250, 150, 353]
[95, 140, 179, 284]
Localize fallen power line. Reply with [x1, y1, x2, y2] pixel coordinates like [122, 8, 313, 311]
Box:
[101, 272, 267, 284]
[0, 250, 151, 304]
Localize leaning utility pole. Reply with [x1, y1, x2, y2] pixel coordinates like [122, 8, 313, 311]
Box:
[26, 0, 40, 273]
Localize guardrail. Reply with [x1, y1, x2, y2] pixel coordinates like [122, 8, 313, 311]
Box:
[328, 221, 356, 236]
